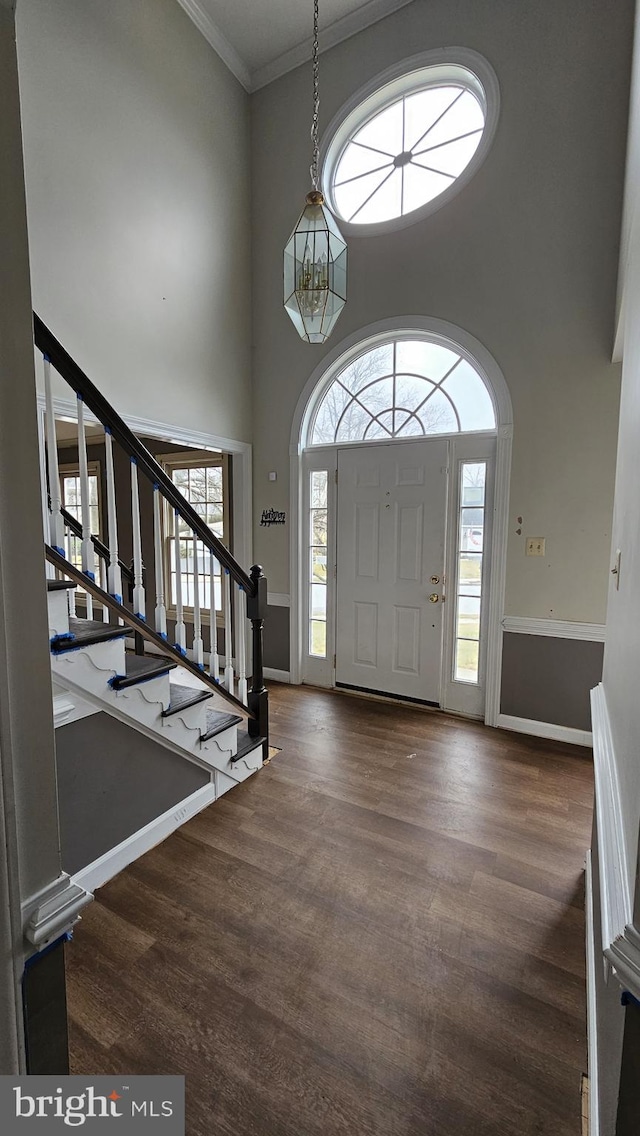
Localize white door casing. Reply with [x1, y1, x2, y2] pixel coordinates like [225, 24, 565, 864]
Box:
[336, 440, 447, 702]
[290, 317, 513, 726]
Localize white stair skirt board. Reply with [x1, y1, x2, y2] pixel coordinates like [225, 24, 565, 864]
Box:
[585, 852, 601, 1136]
[590, 683, 640, 1001]
[496, 713, 593, 748]
[72, 783, 218, 893]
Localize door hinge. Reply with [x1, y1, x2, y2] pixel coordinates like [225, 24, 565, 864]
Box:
[333, 654, 336, 668]
[335, 468, 338, 484]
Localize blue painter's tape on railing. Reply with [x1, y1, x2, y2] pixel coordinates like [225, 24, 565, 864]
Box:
[110, 593, 123, 604]
[134, 612, 146, 622]
[621, 991, 640, 1008]
[43, 353, 51, 363]
[24, 932, 73, 971]
[53, 545, 66, 557]
[173, 643, 187, 656]
[83, 571, 96, 582]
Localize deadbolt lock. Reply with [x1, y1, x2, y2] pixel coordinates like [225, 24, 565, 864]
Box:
[429, 593, 440, 603]
[430, 575, 440, 585]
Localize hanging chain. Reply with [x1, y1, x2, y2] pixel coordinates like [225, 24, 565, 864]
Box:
[310, 0, 320, 190]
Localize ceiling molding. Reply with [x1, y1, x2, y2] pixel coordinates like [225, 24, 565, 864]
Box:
[250, 0, 417, 91]
[175, 0, 252, 91]
[176, 0, 418, 94]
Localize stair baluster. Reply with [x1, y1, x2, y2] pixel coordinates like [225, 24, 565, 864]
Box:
[43, 357, 65, 556]
[130, 458, 146, 620]
[208, 553, 219, 683]
[174, 509, 186, 653]
[77, 395, 95, 620]
[100, 559, 110, 622]
[192, 533, 204, 668]
[224, 569, 234, 694]
[104, 429, 123, 603]
[153, 486, 167, 638]
[236, 586, 248, 705]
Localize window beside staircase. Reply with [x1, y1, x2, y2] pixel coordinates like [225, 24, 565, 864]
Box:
[159, 451, 229, 619]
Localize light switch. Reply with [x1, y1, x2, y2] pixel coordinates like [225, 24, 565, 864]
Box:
[268, 471, 277, 482]
[526, 537, 546, 557]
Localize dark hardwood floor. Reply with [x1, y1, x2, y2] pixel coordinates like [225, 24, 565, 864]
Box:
[66, 683, 594, 1136]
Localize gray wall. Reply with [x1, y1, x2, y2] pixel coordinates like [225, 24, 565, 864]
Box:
[16, 0, 252, 442]
[501, 634, 604, 730]
[250, 0, 631, 634]
[0, 0, 65, 1073]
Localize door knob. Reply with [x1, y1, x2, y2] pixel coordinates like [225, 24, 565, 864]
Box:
[430, 575, 440, 585]
[429, 593, 440, 603]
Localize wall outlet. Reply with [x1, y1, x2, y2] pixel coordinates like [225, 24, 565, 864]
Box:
[526, 537, 546, 557]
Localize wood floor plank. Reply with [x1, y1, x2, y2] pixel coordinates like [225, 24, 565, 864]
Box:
[67, 683, 592, 1135]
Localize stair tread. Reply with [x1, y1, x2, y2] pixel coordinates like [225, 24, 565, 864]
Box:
[201, 709, 243, 742]
[51, 617, 132, 651]
[47, 579, 77, 591]
[232, 728, 266, 763]
[162, 683, 214, 717]
[111, 652, 177, 690]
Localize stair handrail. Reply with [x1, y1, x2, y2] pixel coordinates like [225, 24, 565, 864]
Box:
[60, 505, 134, 584]
[45, 543, 253, 718]
[34, 313, 254, 596]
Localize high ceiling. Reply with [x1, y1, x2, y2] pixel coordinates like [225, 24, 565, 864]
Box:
[176, 0, 415, 91]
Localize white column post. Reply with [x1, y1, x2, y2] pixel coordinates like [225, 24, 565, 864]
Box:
[153, 486, 167, 638]
[208, 554, 219, 682]
[174, 509, 186, 653]
[130, 458, 145, 620]
[192, 534, 204, 668]
[236, 585, 248, 705]
[224, 568, 234, 694]
[104, 429, 123, 603]
[77, 395, 94, 620]
[43, 357, 65, 555]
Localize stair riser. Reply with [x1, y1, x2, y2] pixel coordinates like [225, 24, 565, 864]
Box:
[199, 728, 261, 782]
[51, 637, 127, 686]
[47, 589, 71, 639]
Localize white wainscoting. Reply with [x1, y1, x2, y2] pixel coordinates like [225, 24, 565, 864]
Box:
[502, 616, 606, 642]
[496, 713, 593, 748]
[590, 683, 640, 1003]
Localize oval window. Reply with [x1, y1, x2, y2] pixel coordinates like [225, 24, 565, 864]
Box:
[323, 53, 498, 232]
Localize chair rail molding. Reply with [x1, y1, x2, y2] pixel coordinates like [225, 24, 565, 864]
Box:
[590, 683, 640, 1002]
[503, 616, 606, 642]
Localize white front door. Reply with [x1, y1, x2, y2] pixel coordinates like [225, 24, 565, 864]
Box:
[335, 440, 447, 702]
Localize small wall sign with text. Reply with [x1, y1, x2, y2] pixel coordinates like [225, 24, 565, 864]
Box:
[260, 508, 286, 527]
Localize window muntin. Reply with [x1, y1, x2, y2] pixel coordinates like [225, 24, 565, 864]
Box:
[310, 340, 495, 446]
[454, 461, 486, 684]
[325, 64, 489, 227]
[60, 465, 100, 571]
[309, 471, 328, 657]
[161, 454, 227, 616]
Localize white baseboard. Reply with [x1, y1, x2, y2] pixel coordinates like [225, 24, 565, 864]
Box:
[586, 851, 600, 1136]
[264, 667, 290, 683]
[496, 713, 593, 748]
[73, 783, 217, 892]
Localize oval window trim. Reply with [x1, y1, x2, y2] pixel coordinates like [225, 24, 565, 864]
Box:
[321, 48, 500, 237]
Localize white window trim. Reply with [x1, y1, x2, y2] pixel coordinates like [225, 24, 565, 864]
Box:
[158, 450, 230, 627]
[290, 316, 513, 728]
[321, 47, 500, 237]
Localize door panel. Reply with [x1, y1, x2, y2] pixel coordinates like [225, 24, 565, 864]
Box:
[336, 440, 447, 701]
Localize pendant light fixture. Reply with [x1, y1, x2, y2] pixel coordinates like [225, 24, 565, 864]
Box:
[284, 0, 347, 344]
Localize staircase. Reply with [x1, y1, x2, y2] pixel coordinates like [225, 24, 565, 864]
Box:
[37, 314, 268, 893]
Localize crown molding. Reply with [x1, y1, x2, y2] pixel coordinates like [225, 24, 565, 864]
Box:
[251, 0, 416, 91]
[175, 0, 252, 90]
[176, 0, 417, 94]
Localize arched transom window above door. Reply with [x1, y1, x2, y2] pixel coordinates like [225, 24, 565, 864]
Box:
[309, 338, 496, 446]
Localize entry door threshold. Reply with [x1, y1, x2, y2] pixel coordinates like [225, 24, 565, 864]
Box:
[334, 681, 440, 709]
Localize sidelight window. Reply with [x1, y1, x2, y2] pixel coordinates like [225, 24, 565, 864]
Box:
[454, 461, 486, 683]
[309, 470, 328, 657]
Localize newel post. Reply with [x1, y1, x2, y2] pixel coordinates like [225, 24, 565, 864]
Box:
[247, 564, 268, 759]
